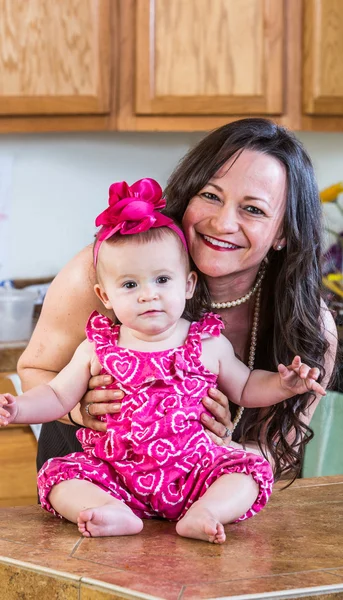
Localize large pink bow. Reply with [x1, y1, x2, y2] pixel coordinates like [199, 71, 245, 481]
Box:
[94, 178, 187, 265]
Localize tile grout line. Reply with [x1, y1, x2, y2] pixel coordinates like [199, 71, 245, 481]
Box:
[69, 535, 84, 557]
[177, 584, 186, 600]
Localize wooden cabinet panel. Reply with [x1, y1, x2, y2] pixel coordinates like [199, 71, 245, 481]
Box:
[303, 0, 343, 115]
[117, 0, 301, 131]
[0, 374, 37, 507]
[0, 425, 38, 507]
[0, 0, 111, 116]
[135, 0, 284, 116]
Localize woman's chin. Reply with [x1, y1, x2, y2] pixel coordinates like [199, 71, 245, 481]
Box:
[192, 255, 239, 279]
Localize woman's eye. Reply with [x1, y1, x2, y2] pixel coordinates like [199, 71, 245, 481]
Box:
[123, 281, 137, 289]
[244, 206, 265, 216]
[156, 276, 169, 284]
[200, 192, 220, 202]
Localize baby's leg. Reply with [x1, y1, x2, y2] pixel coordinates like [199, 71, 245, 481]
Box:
[176, 473, 258, 544]
[49, 479, 143, 538]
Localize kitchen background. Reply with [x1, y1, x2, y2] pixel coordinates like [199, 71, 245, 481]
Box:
[1, 0, 343, 510]
[1, 130, 343, 279]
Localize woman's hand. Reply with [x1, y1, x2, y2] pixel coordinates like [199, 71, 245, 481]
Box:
[201, 387, 234, 447]
[73, 374, 124, 431]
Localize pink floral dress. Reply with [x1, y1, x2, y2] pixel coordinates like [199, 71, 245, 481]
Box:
[38, 311, 273, 521]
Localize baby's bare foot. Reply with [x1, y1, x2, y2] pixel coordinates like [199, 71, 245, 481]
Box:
[77, 503, 143, 538]
[176, 506, 226, 544]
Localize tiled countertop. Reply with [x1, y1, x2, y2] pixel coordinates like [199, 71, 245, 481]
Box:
[0, 476, 343, 599]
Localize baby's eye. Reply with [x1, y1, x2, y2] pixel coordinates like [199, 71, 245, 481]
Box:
[156, 276, 170, 284]
[244, 205, 265, 216]
[200, 192, 220, 202]
[123, 281, 137, 289]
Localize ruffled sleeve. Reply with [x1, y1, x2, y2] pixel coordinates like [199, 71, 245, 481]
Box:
[193, 312, 224, 338]
[183, 312, 224, 363]
[85, 311, 118, 350]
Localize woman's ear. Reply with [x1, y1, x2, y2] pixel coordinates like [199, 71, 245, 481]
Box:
[185, 271, 198, 299]
[273, 238, 286, 251]
[94, 284, 112, 310]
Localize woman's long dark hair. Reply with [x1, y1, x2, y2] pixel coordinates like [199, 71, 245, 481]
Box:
[164, 117, 333, 482]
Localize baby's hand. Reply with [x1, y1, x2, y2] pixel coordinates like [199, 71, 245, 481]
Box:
[0, 393, 18, 426]
[278, 356, 326, 397]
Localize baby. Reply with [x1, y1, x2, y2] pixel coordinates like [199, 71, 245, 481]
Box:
[0, 178, 325, 544]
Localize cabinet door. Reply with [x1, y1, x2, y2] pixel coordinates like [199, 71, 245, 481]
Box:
[0, 0, 111, 115]
[135, 0, 284, 116]
[303, 0, 343, 115]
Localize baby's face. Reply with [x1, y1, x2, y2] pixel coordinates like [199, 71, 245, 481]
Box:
[95, 234, 196, 337]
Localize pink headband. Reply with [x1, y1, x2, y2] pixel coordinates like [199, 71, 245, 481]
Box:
[93, 178, 188, 266]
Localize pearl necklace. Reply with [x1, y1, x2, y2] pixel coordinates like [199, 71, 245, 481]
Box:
[210, 263, 265, 434]
[210, 260, 266, 309]
[229, 284, 261, 432]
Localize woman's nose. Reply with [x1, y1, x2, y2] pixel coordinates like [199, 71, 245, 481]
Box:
[212, 204, 240, 233]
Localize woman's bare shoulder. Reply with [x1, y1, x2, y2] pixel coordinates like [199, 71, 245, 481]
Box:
[42, 244, 104, 326]
[53, 244, 96, 291]
[18, 246, 105, 381]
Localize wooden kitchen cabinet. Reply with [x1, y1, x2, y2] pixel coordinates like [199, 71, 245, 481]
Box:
[0, 0, 112, 133]
[117, 0, 343, 132]
[0, 424, 38, 507]
[303, 0, 343, 122]
[116, 0, 302, 131]
[2, 0, 343, 133]
[135, 0, 284, 117]
[0, 374, 37, 507]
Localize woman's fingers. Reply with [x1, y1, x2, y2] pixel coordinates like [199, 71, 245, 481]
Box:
[88, 374, 114, 390]
[202, 388, 232, 426]
[82, 412, 107, 431]
[207, 387, 230, 408]
[201, 388, 233, 442]
[204, 429, 227, 446]
[200, 411, 232, 440]
[85, 387, 124, 404]
[85, 401, 122, 417]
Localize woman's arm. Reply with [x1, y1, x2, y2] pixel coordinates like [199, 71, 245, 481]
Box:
[201, 304, 338, 457]
[287, 304, 337, 433]
[18, 246, 98, 386]
[17, 245, 119, 429]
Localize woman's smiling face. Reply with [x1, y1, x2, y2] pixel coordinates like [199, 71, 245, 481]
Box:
[182, 149, 287, 280]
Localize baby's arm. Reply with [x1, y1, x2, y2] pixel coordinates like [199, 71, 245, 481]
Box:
[211, 335, 325, 407]
[0, 340, 98, 426]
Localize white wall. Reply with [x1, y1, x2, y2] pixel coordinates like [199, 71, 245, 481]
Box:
[0, 130, 342, 279]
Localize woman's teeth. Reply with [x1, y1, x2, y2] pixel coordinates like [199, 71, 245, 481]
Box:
[203, 235, 238, 249]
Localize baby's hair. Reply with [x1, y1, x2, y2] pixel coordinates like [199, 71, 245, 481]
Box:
[94, 225, 211, 322]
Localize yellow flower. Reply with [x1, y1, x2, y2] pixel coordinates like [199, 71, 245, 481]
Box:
[320, 182, 343, 203]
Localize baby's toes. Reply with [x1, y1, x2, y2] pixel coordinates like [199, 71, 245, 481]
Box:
[214, 523, 226, 545]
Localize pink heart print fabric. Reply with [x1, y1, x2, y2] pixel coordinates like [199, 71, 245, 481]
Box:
[38, 312, 273, 521]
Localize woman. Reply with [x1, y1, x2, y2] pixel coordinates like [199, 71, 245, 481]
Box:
[18, 118, 337, 481]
